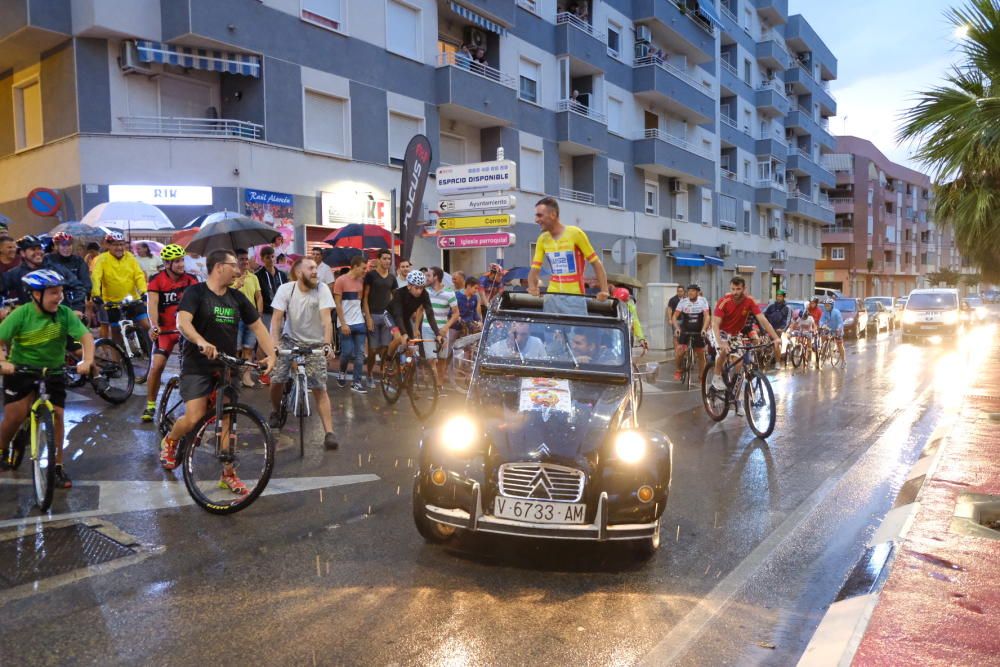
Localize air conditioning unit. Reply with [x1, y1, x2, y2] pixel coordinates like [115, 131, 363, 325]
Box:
[718, 243, 733, 258]
[120, 41, 154, 76]
[771, 250, 787, 261]
[635, 25, 651, 44]
[464, 27, 488, 50]
[768, 224, 779, 239]
[663, 228, 679, 249]
[671, 180, 688, 194]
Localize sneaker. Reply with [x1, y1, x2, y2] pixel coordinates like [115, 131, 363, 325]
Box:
[135, 374, 147, 385]
[367, 376, 377, 389]
[351, 381, 368, 395]
[141, 405, 155, 422]
[219, 469, 249, 496]
[323, 432, 340, 450]
[259, 373, 271, 386]
[268, 411, 282, 429]
[54, 465, 72, 489]
[711, 376, 727, 392]
[159, 436, 179, 470]
[673, 370, 682, 381]
[336, 373, 347, 388]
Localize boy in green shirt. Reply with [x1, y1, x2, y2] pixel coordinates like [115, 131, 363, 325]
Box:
[0, 269, 94, 488]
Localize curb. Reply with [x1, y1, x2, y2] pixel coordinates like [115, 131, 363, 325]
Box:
[796, 415, 956, 667]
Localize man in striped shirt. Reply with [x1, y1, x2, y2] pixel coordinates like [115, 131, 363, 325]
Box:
[333, 256, 368, 393]
[422, 266, 459, 386]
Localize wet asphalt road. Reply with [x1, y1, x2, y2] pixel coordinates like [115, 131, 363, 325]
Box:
[0, 316, 996, 666]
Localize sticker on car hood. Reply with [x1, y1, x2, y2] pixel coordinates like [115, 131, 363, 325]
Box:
[519, 377, 572, 415]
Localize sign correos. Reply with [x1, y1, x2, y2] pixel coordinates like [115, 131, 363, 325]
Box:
[109, 184, 213, 206]
[436, 160, 517, 196]
[438, 194, 516, 214]
[437, 214, 515, 231]
[438, 233, 516, 249]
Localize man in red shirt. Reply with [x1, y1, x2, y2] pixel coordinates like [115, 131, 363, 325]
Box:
[142, 244, 199, 424]
[709, 276, 781, 391]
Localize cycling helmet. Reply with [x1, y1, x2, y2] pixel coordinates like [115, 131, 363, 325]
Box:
[16, 235, 43, 250]
[406, 269, 427, 287]
[21, 269, 65, 291]
[612, 287, 631, 301]
[39, 235, 54, 253]
[52, 232, 73, 244]
[776, 289, 787, 296]
[823, 297, 835, 305]
[105, 231, 125, 243]
[686, 283, 700, 292]
[160, 243, 186, 261]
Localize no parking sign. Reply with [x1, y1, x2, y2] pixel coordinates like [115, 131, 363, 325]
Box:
[26, 187, 62, 217]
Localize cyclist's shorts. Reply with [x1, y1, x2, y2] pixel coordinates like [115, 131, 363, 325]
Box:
[65, 335, 82, 353]
[3, 372, 67, 408]
[154, 332, 181, 357]
[99, 300, 149, 326]
[677, 332, 706, 349]
[178, 369, 239, 402]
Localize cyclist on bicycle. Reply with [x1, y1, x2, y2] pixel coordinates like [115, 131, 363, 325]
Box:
[141, 244, 199, 423]
[709, 277, 781, 392]
[1, 235, 87, 318]
[48, 232, 93, 322]
[384, 270, 444, 364]
[90, 232, 150, 342]
[613, 287, 647, 348]
[764, 289, 791, 365]
[819, 298, 846, 360]
[671, 283, 710, 381]
[159, 250, 276, 490]
[0, 270, 93, 487]
[788, 307, 817, 366]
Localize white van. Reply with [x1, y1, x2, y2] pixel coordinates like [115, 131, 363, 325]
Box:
[901, 288, 961, 342]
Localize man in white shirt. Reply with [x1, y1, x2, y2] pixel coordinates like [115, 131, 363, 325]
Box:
[487, 322, 546, 359]
[268, 258, 338, 451]
[671, 284, 711, 380]
[310, 246, 336, 288]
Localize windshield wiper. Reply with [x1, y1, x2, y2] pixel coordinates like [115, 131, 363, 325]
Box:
[512, 336, 525, 364]
[562, 333, 580, 368]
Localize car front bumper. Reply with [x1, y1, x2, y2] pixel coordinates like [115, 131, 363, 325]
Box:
[901, 323, 959, 337]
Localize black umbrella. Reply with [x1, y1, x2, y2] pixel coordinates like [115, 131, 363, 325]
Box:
[322, 246, 364, 268]
[185, 215, 279, 255]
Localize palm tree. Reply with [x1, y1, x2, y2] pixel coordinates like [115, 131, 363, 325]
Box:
[898, 0, 1000, 281]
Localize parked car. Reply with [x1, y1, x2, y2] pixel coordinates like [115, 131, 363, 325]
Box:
[865, 300, 892, 335]
[962, 296, 987, 322]
[895, 296, 909, 312]
[814, 287, 842, 300]
[833, 297, 868, 338]
[412, 292, 672, 559]
[901, 288, 961, 343]
[864, 296, 897, 331]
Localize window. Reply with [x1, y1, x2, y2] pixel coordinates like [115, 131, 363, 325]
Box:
[675, 186, 688, 220]
[609, 172, 624, 208]
[387, 0, 421, 62]
[701, 187, 712, 225]
[519, 58, 540, 104]
[831, 247, 845, 261]
[719, 194, 737, 229]
[607, 96, 623, 135]
[607, 21, 621, 58]
[388, 111, 423, 164]
[301, 0, 345, 33]
[13, 78, 43, 151]
[644, 182, 658, 215]
[439, 133, 465, 166]
[743, 58, 752, 85]
[303, 90, 349, 157]
[520, 146, 544, 193]
[867, 215, 874, 235]
[821, 247, 828, 260]
[742, 159, 752, 184]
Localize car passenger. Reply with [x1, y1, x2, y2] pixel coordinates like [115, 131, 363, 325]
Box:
[487, 322, 546, 359]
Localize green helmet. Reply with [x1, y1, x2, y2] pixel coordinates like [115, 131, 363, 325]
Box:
[776, 289, 787, 296]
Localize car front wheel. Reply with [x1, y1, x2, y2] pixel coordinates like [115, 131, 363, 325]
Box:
[632, 517, 662, 561]
[412, 478, 459, 544]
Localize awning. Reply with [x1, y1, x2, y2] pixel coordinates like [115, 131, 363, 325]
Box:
[736, 265, 757, 273]
[671, 251, 705, 267]
[704, 255, 725, 267]
[449, 2, 508, 35]
[135, 40, 261, 77]
[770, 268, 787, 275]
[821, 153, 853, 172]
[696, 0, 724, 30]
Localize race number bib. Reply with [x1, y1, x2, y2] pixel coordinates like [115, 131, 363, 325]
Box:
[546, 250, 577, 276]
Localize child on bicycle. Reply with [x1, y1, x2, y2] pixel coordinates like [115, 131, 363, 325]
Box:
[0, 270, 93, 488]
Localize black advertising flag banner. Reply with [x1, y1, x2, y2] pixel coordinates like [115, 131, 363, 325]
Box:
[399, 134, 432, 261]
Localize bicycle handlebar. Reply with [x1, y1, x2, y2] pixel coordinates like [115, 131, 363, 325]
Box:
[216, 352, 258, 368]
[278, 346, 328, 357]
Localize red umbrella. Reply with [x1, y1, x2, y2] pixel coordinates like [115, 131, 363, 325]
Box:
[323, 223, 395, 250]
[172, 227, 200, 246]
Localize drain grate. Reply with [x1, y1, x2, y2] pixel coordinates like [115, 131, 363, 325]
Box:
[950, 493, 1000, 541]
[0, 524, 136, 590]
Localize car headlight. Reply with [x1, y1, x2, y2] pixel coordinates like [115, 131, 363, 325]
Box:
[441, 415, 477, 453]
[844, 317, 855, 325]
[942, 311, 959, 325]
[614, 430, 647, 464]
[902, 310, 918, 324]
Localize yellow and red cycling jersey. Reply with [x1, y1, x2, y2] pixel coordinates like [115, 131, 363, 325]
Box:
[530, 225, 598, 295]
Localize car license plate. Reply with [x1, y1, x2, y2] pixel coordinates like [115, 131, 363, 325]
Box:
[493, 497, 586, 524]
[920, 325, 938, 330]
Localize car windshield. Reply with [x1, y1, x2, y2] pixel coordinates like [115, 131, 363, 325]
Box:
[866, 297, 892, 307]
[481, 318, 626, 370]
[834, 298, 857, 312]
[865, 302, 881, 313]
[964, 298, 983, 307]
[907, 293, 958, 310]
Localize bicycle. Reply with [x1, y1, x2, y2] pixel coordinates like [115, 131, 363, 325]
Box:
[451, 331, 482, 393]
[701, 336, 777, 439]
[173, 353, 275, 514]
[271, 345, 327, 458]
[381, 338, 439, 420]
[100, 297, 151, 381]
[2, 366, 60, 511]
[787, 331, 814, 370]
[816, 328, 846, 370]
[64, 337, 135, 404]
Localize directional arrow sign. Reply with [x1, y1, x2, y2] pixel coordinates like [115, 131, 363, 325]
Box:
[438, 232, 516, 249]
[437, 214, 515, 231]
[438, 195, 516, 214]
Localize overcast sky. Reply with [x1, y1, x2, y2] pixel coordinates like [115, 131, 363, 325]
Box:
[788, 0, 963, 172]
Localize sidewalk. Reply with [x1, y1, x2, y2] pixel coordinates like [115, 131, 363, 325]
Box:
[852, 346, 1000, 666]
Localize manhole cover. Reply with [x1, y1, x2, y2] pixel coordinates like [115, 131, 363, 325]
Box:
[0, 523, 136, 589]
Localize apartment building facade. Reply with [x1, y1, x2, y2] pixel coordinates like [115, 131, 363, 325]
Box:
[818, 136, 968, 299]
[0, 0, 837, 325]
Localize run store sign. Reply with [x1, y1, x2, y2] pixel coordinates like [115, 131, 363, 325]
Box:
[436, 160, 517, 196]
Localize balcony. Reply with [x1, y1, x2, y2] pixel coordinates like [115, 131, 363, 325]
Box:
[755, 179, 787, 208]
[822, 225, 855, 244]
[754, 0, 788, 25]
[0, 0, 72, 71]
[785, 65, 837, 116]
[633, 129, 715, 184]
[756, 39, 789, 70]
[786, 108, 836, 150]
[720, 58, 752, 97]
[786, 191, 834, 224]
[720, 116, 755, 152]
[556, 100, 607, 155]
[118, 116, 263, 140]
[633, 57, 715, 124]
[830, 197, 855, 208]
[435, 53, 518, 126]
[632, 0, 715, 64]
[755, 133, 787, 158]
[457, 0, 515, 26]
[556, 12, 606, 71]
[755, 81, 788, 116]
[559, 187, 595, 205]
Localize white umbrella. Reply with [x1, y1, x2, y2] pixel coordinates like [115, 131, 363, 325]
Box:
[81, 201, 174, 235]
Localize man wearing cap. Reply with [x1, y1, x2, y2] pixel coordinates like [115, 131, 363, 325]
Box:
[1, 236, 86, 318]
[764, 289, 792, 366]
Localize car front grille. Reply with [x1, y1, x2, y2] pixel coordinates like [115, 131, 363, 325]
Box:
[498, 463, 585, 502]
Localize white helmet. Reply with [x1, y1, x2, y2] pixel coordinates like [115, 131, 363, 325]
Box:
[105, 231, 126, 243]
[406, 269, 427, 287]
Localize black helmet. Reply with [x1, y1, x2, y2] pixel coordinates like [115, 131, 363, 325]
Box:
[16, 235, 43, 250]
[686, 283, 700, 292]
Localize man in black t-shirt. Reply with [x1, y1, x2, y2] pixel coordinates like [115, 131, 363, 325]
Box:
[159, 250, 276, 494]
[362, 249, 397, 383]
[666, 284, 685, 358]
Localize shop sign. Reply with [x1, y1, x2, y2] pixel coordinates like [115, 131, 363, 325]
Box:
[108, 184, 212, 206]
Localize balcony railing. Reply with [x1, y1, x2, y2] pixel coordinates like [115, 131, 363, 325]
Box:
[436, 52, 517, 89]
[557, 98, 607, 123]
[118, 115, 262, 139]
[720, 2, 737, 23]
[823, 225, 855, 234]
[818, 194, 833, 210]
[759, 30, 788, 52]
[722, 169, 737, 181]
[789, 190, 813, 203]
[633, 55, 707, 93]
[721, 58, 738, 77]
[830, 197, 854, 206]
[559, 187, 595, 204]
[515, 0, 538, 12]
[639, 128, 712, 158]
[757, 131, 787, 146]
[756, 79, 787, 97]
[556, 12, 606, 43]
[757, 179, 787, 191]
[666, 0, 716, 35]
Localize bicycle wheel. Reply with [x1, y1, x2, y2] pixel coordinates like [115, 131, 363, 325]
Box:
[64, 350, 87, 388]
[701, 363, 729, 421]
[32, 404, 57, 511]
[91, 339, 135, 404]
[124, 325, 150, 383]
[156, 376, 183, 437]
[381, 356, 403, 405]
[685, 349, 695, 391]
[6, 423, 29, 470]
[790, 342, 803, 368]
[743, 369, 776, 439]
[182, 403, 275, 515]
[273, 381, 291, 430]
[407, 359, 439, 420]
[295, 376, 308, 458]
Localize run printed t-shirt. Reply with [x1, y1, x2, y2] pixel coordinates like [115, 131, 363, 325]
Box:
[363, 269, 397, 314]
[147, 270, 199, 330]
[427, 285, 457, 329]
[714, 294, 762, 336]
[333, 273, 365, 326]
[531, 226, 598, 295]
[177, 283, 259, 373]
[271, 281, 335, 345]
[0, 303, 88, 369]
[676, 296, 710, 332]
